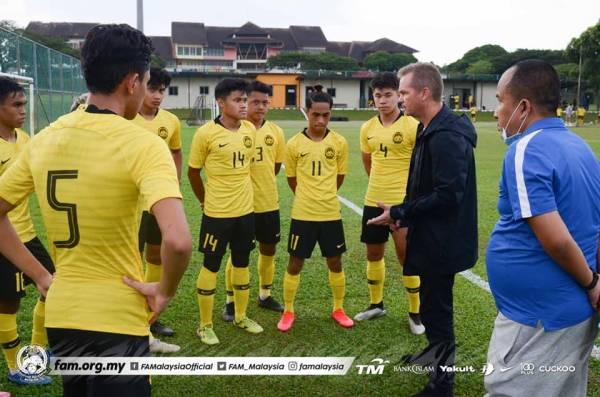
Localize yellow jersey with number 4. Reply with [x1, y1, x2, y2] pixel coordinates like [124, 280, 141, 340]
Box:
[0, 107, 182, 336]
[360, 114, 418, 206]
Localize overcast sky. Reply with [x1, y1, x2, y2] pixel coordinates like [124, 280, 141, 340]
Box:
[3, 0, 598, 65]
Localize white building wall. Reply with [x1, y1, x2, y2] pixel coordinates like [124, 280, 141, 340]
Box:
[442, 80, 498, 111]
[162, 76, 222, 109]
[301, 79, 361, 109]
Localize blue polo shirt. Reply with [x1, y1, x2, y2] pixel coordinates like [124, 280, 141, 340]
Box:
[487, 117, 600, 331]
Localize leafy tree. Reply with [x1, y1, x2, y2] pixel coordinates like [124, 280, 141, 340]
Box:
[267, 51, 359, 71]
[446, 44, 507, 72]
[364, 51, 416, 71]
[566, 19, 600, 106]
[465, 59, 493, 74]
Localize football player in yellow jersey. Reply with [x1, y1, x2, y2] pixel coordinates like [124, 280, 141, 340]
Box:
[576, 105, 586, 127]
[354, 73, 425, 335]
[0, 25, 191, 396]
[188, 78, 263, 345]
[0, 77, 55, 386]
[277, 91, 353, 332]
[222, 80, 285, 321]
[132, 67, 182, 339]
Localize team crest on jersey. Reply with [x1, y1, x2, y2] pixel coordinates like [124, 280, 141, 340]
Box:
[158, 127, 169, 139]
[393, 131, 404, 144]
[325, 147, 336, 159]
[243, 136, 253, 148]
[264, 134, 275, 146]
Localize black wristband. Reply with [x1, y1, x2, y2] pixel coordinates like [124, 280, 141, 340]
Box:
[585, 272, 599, 290]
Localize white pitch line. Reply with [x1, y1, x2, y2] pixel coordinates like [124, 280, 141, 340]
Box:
[337, 193, 600, 359]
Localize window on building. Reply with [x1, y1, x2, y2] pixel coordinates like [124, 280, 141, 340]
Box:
[327, 88, 336, 97]
[169, 86, 179, 96]
[199, 86, 209, 95]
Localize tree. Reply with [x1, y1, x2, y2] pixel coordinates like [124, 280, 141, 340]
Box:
[446, 44, 507, 73]
[364, 51, 416, 71]
[267, 51, 359, 71]
[491, 49, 566, 74]
[554, 63, 579, 79]
[465, 59, 493, 75]
[566, 19, 600, 107]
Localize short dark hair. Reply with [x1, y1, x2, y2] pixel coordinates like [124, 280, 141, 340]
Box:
[81, 24, 153, 94]
[148, 67, 171, 88]
[370, 72, 399, 91]
[506, 60, 560, 115]
[0, 77, 25, 103]
[215, 78, 249, 100]
[247, 80, 272, 96]
[398, 62, 443, 102]
[306, 91, 333, 109]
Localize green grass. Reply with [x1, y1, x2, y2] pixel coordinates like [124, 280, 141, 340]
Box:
[2, 120, 600, 396]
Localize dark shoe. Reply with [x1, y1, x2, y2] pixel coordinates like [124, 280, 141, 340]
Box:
[222, 301, 235, 322]
[257, 296, 284, 312]
[150, 321, 174, 337]
[411, 382, 453, 397]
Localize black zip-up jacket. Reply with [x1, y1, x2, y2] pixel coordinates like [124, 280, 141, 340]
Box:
[391, 104, 478, 275]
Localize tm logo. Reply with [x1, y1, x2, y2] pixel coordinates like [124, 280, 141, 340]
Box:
[356, 358, 390, 375]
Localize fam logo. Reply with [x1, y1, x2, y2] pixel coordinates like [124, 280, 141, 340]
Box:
[17, 344, 49, 380]
[393, 131, 404, 144]
[243, 136, 253, 148]
[324, 147, 336, 160]
[264, 134, 275, 146]
[521, 362, 535, 375]
[356, 358, 389, 375]
[157, 127, 169, 139]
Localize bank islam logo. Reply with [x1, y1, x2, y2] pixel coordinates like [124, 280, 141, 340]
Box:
[356, 358, 389, 375]
[16, 344, 49, 380]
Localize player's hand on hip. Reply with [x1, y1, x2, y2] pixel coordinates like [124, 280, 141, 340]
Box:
[587, 278, 600, 313]
[367, 202, 393, 226]
[35, 272, 54, 298]
[123, 276, 172, 324]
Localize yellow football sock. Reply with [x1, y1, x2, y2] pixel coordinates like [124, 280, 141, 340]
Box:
[144, 261, 162, 283]
[31, 299, 47, 347]
[196, 267, 217, 327]
[258, 254, 275, 298]
[328, 270, 346, 311]
[225, 256, 234, 303]
[367, 259, 385, 305]
[0, 313, 19, 371]
[403, 275, 421, 314]
[232, 266, 250, 323]
[283, 272, 300, 313]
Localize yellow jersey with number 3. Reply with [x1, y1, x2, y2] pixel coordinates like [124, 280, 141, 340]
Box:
[188, 118, 256, 218]
[360, 114, 418, 206]
[0, 107, 182, 336]
[251, 120, 285, 213]
[0, 128, 36, 242]
[285, 129, 348, 221]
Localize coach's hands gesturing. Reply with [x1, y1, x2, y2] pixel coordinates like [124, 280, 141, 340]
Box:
[123, 276, 173, 324]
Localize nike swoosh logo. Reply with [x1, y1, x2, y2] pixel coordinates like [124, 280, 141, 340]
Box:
[499, 367, 513, 372]
[367, 136, 374, 140]
[300, 152, 309, 157]
[336, 243, 345, 249]
[0, 158, 9, 165]
[219, 143, 229, 148]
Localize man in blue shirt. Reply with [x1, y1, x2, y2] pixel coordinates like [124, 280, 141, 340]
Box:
[485, 60, 600, 397]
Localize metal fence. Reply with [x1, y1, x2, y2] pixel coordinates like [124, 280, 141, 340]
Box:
[0, 27, 85, 132]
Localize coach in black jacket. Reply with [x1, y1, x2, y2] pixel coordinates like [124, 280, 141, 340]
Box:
[369, 63, 477, 397]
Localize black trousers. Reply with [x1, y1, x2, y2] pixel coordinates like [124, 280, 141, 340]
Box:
[412, 274, 456, 392]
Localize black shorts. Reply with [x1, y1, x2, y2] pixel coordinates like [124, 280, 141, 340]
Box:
[361, 205, 393, 244]
[198, 212, 256, 256]
[47, 328, 150, 397]
[255, 210, 281, 244]
[288, 219, 346, 259]
[0, 237, 55, 300]
[138, 211, 161, 252]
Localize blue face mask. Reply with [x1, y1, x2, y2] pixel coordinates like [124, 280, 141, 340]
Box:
[500, 99, 529, 146]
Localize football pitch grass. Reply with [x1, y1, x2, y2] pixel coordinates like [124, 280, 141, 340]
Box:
[2, 120, 600, 397]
